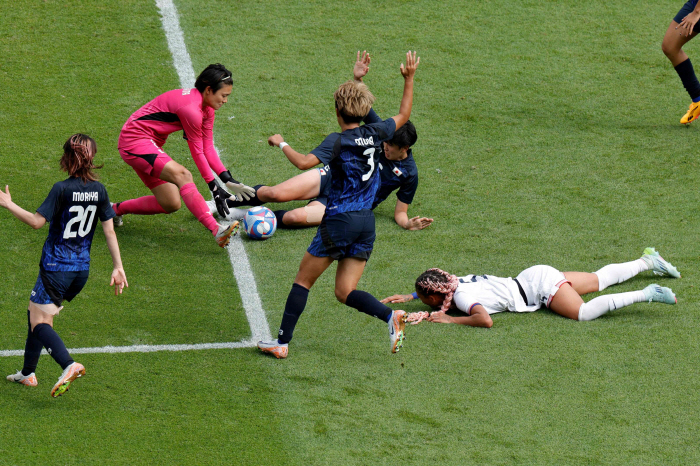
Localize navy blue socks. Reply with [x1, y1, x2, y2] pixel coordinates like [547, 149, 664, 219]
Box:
[345, 290, 392, 322]
[21, 310, 42, 376]
[278, 283, 309, 344]
[32, 323, 74, 370]
[675, 58, 700, 101]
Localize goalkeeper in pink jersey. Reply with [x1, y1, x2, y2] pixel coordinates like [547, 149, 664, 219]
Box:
[112, 63, 254, 247]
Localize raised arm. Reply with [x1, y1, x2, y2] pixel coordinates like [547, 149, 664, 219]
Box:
[268, 134, 321, 170]
[353, 50, 371, 82]
[390, 51, 420, 131]
[102, 218, 128, 296]
[0, 185, 46, 229]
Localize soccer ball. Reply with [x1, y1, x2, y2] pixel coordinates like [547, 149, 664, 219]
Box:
[243, 206, 277, 240]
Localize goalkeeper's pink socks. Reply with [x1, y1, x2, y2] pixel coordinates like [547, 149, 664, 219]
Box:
[179, 182, 218, 234]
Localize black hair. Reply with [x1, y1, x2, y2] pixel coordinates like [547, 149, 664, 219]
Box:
[194, 64, 233, 94]
[388, 120, 417, 148]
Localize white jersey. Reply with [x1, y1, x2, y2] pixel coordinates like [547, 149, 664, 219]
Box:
[452, 265, 568, 316]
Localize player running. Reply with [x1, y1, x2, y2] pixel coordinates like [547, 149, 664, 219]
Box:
[663, 0, 700, 124]
[257, 51, 420, 359]
[209, 52, 432, 231]
[112, 63, 254, 247]
[380, 249, 680, 327]
[2, 134, 128, 397]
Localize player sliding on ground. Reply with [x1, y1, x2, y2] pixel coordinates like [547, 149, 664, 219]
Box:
[2, 134, 128, 397]
[210, 52, 432, 232]
[257, 51, 420, 359]
[663, 0, 700, 124]
[111, 64, 254, 247]
[381, 249, 679, 327]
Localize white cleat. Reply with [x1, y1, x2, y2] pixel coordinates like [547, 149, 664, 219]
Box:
[642, 248, 680, 278]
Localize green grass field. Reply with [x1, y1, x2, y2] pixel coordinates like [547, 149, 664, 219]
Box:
[1, 0, 699, 464]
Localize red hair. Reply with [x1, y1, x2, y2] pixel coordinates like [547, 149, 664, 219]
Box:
[415, 268, 459, 313]
[60, 134, 101, 182]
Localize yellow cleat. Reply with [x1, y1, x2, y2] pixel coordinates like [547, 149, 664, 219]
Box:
[680, 101, 700, 125]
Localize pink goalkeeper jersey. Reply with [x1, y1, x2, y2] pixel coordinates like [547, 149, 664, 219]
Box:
[118, 88, 226, 183]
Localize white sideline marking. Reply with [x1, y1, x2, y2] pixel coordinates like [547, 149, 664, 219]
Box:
[1, 0, 271, 358]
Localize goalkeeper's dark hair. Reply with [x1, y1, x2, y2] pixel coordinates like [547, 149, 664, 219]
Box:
[388, 120, 417, 148]
[61, 133, 102, 183]
[195, 64, 233, 94]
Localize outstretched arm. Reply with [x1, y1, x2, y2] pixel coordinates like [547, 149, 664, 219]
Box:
[268, 134, 321, 170]
[428, 305, 493, 328]
[394, 200, 433, 230]
[0, 185, 46, 229]
[353, 50, 370, 82]
[102, 219, 128, 296]
[390, 51, 420, 131]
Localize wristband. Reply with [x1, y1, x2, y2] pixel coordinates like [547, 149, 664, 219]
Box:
[279, 142, 289, 150]
[411, 292, 418, 300]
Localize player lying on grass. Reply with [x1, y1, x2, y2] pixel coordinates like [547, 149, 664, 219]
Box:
[257, 51, 420, 359]
[381, 249, 679, 327]
[663, 0, 700, 124]
[111, 63, 254, 247]
[209, 52, 432, 231]
[2, 134, 128, 397]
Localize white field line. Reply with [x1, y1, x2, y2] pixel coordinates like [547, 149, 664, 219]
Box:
[0, 0, 271, 358]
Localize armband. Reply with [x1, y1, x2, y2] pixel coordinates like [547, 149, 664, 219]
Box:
[411, 292, 418, 300]
[279, 142, 289, 150]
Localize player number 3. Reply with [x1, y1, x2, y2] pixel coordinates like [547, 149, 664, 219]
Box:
[63, 205, 97, 239]
[361, 147, 376, 182]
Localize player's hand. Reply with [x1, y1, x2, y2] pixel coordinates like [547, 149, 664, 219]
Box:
[353, 50, 370, 81]
[678, 11, 700, 36]
[400, 51, 420, 80]
[0, 185, 12, 209]
[110, 267, 128, 296]
[427, 311, 452, 324]
[268, 134, 284, 147]
[405, 216, 434, 230]
[218, 170, 256, 202]
[208, 179, 231, 217]
[380, 294, 413, 304]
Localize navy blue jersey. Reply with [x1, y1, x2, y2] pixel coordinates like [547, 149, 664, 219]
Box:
[372, 148, 419, 208]
[322, 119, 396, 216]
[36, 177, 115, 272]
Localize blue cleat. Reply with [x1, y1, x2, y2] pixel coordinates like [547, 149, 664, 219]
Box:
[643, 284, 677, 305]
[642, 248, 680, 278]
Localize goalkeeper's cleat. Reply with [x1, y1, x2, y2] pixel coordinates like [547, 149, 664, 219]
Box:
[214, 222, 239, 248]
[6, 371, 37, 387]
[643, 284, 677, 305]
[681, 101, 700, 125]
[50, 362, 85, 398]
[388, 310, 407, 353]
[111, 203, 123, 227]
[257, 340, 288, 359]
[641, 247, 680, 278]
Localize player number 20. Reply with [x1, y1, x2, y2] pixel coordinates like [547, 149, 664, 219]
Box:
[361, 147, 376, 182]
[63, 205, 97, 239]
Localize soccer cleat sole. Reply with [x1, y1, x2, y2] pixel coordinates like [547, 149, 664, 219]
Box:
[51, 364, 85, 398]
[257, 341, 288, 359]
[390, 311, 407, 354]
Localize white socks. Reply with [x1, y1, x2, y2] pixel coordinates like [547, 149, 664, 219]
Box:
[594, 259, 649, 291]
[578, 290, 646, 321]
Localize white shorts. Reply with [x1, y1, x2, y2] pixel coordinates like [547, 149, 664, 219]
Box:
[515, 265, 571, 311]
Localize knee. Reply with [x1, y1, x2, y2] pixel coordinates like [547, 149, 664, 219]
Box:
[263, 186, 284, 203]
[334, 287, 351, 304]
[171, 167, 194, 186]
[661, 38, 679, 59]
[283, 209, 306, 226]
[161, 198, 182, 213]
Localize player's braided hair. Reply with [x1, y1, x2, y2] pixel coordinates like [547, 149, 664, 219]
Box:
[60, 133, 101, 183]
[415, 268, 459, 313]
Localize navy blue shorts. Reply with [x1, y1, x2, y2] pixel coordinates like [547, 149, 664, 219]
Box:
[30, 269, 90, 307]
[313, 165, 332, 207]
[675, 0, 700, 32]
[307, 210, 375, 260]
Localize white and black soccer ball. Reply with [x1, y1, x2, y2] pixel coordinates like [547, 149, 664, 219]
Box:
[243, 206, 277, 240]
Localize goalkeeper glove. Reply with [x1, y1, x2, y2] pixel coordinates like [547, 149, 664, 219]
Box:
[208, 179, 231, 218]
[219, 170, 255, 202]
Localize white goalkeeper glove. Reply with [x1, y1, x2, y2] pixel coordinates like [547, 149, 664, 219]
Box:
[218, 170, 255, 202]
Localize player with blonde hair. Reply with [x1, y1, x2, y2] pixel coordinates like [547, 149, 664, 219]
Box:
[258, 51, 420, 358]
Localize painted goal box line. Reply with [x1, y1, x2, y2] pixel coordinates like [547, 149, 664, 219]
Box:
[0, 0, 271, 358]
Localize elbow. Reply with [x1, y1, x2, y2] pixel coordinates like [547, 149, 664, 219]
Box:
[484, 318, 493, 328]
